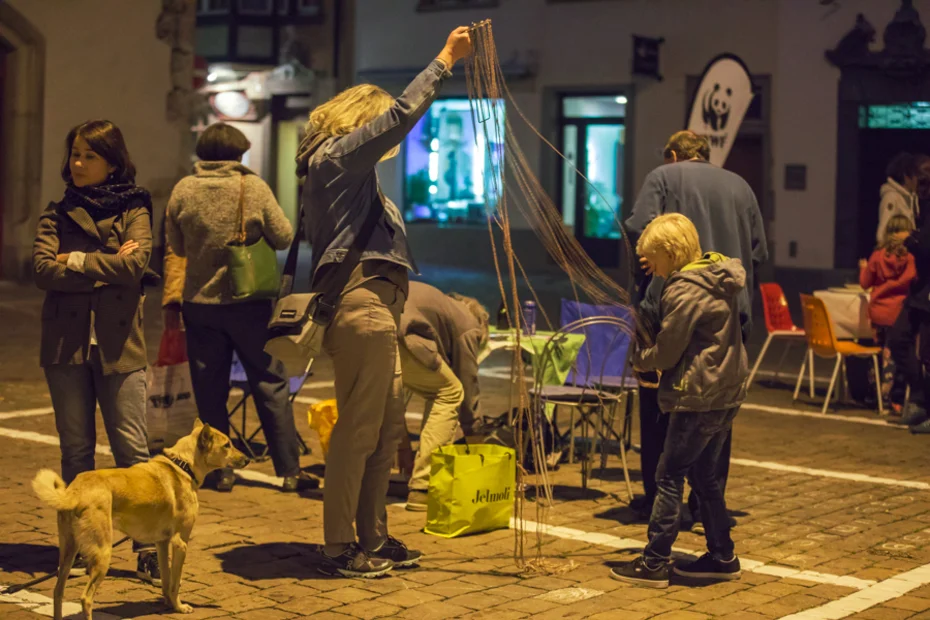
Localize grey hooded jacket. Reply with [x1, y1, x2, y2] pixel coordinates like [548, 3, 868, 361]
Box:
[634, 253, 749, 414]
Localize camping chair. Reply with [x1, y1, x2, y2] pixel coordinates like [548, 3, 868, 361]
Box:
[794, 294, 883, 415]
[228, 353, 313, 461]
[749, 283, 808, 389]
[528, 314, 635, 498]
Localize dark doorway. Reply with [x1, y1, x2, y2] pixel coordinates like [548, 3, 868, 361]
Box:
[857, 126, 928, 260]
[724, 134, 765, 215]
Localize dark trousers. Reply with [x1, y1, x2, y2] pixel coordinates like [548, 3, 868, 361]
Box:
[182, 301, 300, 478]
[638, 386, 732, 518]
[644, 408, 738, 566]
[888, 303, 927, 405]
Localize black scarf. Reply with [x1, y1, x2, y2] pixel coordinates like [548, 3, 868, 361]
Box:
[62, 183, 152, 221]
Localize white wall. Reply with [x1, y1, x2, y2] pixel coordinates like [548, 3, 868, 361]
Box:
[6, 0, 181, 256]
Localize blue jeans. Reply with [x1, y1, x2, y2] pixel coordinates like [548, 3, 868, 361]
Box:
[644, 408, 738, 567]
[45, 353, 152, 553]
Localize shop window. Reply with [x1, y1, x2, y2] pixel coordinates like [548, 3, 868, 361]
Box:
[859, 103, 930, 129]
[199, 0, 231, 15]
[403, 98, 505, 224]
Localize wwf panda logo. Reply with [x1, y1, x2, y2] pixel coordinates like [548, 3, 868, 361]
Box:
[702, 83, 732, 131]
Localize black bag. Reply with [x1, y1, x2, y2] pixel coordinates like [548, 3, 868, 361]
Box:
[463, 408, 562, 473]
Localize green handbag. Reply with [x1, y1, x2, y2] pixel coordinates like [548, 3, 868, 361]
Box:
[227, 175, 281, 301]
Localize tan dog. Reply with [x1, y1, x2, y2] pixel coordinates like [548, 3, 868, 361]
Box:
[32, 420, 249, 620]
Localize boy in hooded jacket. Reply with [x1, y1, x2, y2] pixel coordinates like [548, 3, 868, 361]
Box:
[611, 213, 748, 588]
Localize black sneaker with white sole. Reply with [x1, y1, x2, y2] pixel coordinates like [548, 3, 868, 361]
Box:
[609, 557, 669, 588]
[136, 551, 162, 587]
[673, 552, 741, 580]
[320, 543, 394, 578]
[369, 536, 422, 568]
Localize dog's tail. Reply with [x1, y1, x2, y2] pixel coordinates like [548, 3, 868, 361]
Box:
[32, 469, 77, 511]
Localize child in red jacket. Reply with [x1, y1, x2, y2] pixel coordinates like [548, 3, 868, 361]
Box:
[860, 215, 917, 410]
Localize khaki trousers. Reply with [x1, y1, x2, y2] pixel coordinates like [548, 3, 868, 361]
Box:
[323, 279, 406, 548]
[400, 346, 464, 492]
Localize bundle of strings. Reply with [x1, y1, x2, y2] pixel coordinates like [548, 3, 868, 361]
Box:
[464, 19, 647, 574]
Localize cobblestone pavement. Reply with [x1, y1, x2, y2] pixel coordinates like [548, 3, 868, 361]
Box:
[4, 282, 930, 619]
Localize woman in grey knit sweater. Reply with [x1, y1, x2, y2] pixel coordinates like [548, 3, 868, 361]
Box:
[165, 123, 315, 493]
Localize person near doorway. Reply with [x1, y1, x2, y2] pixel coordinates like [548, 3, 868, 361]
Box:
[399, 282, 489, 512]
[610, 214, 747, 588]
[33, 120, 160, 585]
[877, 152, 921, 245]
[623, 130, 767, 531]
[164, 122, 315, 494]
[294, 27, 472, 578]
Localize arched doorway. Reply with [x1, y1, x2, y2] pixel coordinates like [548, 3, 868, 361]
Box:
[0, 4, 43, 281]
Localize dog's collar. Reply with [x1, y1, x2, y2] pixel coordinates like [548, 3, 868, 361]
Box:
[164, 454, 199, 486]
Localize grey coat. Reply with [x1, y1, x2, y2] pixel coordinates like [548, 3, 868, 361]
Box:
[634, 254, 749, 414]
[400, 282, 484, 433]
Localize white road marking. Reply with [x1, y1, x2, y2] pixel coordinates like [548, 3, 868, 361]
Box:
[730, 458, 930, 491]
[0, 585, 120, 619]
[0, 427, 111, 455]
[780, 563, 930, 619]
[741, 403, 902, 429]
[0, 407, 55, 420]
[515, 519, 876, 590]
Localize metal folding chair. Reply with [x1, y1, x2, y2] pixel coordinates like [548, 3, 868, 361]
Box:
[528, 313, 636, 498]
[228, 353, 313, 461]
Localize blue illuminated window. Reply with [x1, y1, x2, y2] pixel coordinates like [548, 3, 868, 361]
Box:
[859, 102, 930, 129]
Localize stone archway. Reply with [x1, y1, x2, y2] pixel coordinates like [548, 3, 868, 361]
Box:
[0, 3, 44, 281]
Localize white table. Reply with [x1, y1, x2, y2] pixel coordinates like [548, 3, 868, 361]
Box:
[813, 288, 871, 340]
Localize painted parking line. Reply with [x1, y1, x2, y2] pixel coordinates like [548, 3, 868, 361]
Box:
[730, 458, 930, 491]
[0, 407, 54, 420]
[781, 562, 930, 619]
[513, 518, 876, 590]
[741, 403, 904, 429]
[0, 586, 120, 619]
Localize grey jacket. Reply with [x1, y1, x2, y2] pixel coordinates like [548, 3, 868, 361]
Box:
[400, 282, 484, 433]
[296, 60, 452, 286]
[165, 161, 293, 305]
[634, 254, 749, 414]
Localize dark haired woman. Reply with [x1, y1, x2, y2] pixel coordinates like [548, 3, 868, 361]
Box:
[164, 122, 313, 493]
[33, 120, 161, 584]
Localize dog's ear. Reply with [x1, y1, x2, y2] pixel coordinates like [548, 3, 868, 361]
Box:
[197, 424, 214, 452]
[192, 418, 204, 433]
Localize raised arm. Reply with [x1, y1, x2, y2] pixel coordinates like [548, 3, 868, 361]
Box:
[634, 282, 700, 372]
[326, 27, 472, 174]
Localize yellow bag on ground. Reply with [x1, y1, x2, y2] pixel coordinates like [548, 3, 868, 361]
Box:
[308, 399, 338, 458]
[425, 444, 516, 538]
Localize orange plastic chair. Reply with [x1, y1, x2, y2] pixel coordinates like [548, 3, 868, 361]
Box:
[748, 283, 807, 389]
[794, 294, 883, 415]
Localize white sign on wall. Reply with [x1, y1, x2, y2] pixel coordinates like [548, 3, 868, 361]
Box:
[686, 54, 754, 167]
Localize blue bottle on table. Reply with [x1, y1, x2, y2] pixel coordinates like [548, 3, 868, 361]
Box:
[521, 300, 537, 336]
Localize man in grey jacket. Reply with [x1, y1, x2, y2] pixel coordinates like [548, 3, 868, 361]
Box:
[400, 281, 489, 512]
[611, 214, 748, 588]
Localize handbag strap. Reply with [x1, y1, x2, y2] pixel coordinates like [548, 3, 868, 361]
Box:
[278, 194, 385, 310]
[235, 174, 247, 244]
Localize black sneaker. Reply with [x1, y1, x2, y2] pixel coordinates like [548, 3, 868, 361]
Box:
[282, 471, 320, 492]
[609, 557, 669, 588]
[136, 551, 162, 587]
[369, 536, 422, 568]
[70, 554, 87, 577]
[320, 543, 394, 578]
[673, 552, 741, 580]
[406, 490, 428, 512]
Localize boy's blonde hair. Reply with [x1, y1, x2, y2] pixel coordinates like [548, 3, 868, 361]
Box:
[306, 84, 395, 139]
[636, 213, 703, 272]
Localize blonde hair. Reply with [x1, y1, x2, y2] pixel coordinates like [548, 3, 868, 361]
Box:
[636, 213, 703, 272]
[306, 84, 394, 139]
[449, 292, 490, 350]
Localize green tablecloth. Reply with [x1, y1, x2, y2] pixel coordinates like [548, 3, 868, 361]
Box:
[488, 327, 586, 387]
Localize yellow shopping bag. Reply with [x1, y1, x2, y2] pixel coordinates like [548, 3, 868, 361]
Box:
[424, 444, 516, 538]
[307, 399, 338, 458]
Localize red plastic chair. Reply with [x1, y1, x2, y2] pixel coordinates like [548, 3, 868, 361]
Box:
[748, 283, 807, 389]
